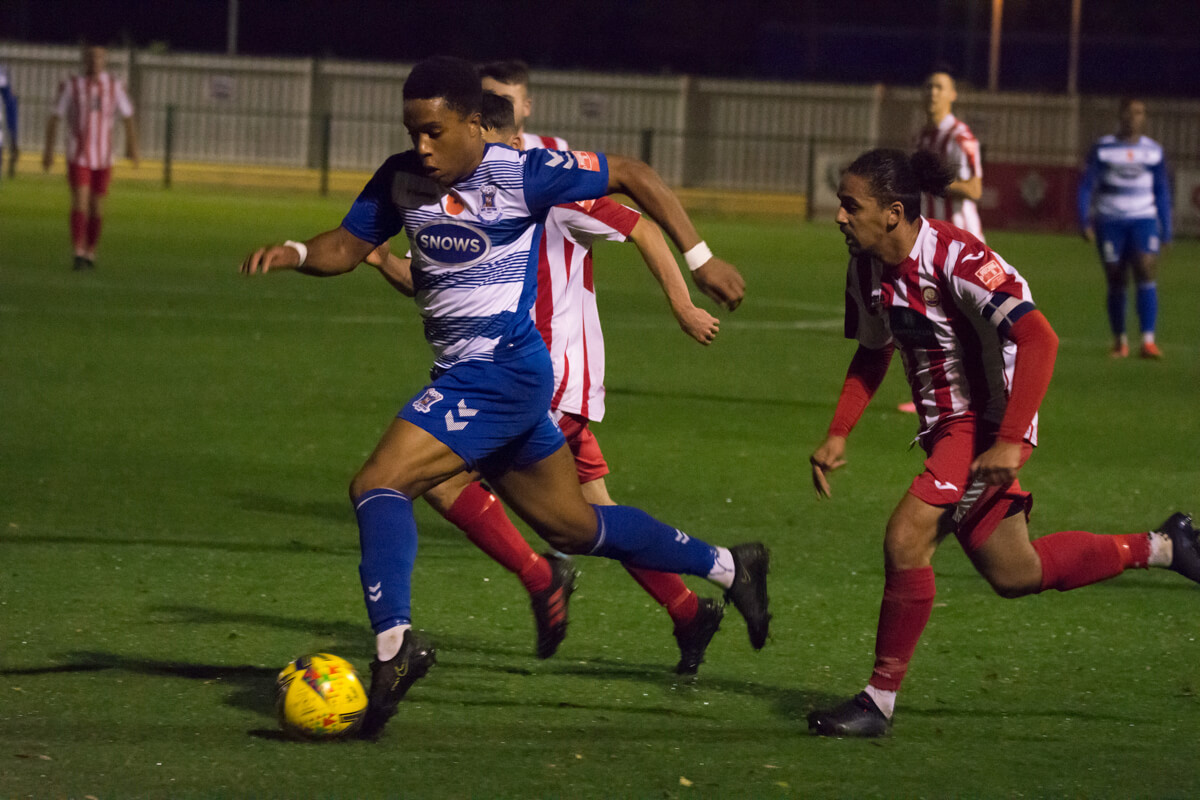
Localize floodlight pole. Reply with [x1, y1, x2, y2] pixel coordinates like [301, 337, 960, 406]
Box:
[1067, 0, 1082, 95]
[227, 0, 239, 55]
[988, 0, 1003, 92]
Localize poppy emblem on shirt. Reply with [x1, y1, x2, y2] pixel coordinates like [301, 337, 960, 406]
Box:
[443, 193, 465, 216]
[974, 260, 1006, 290]
[922, 286, 941, 307]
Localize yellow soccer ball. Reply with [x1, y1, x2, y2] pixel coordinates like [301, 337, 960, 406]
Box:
[275, 653, 368, 740]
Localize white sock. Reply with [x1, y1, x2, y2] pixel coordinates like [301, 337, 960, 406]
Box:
[707, 546, 735, 589]
[1142, 332, 1156, 345]
[864, 685, 896, 719]
[376, 623, 411, 661]
[1148, 532, 1173, 568]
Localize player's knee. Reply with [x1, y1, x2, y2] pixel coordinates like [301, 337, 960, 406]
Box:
[883, 521, 935, 570]
[530, 510, 599, 555]
[983, 568, 1041, 599]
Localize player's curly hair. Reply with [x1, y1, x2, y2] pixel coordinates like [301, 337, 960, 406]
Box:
[846, 148, 955, 222]
[403, 56, 483, 118]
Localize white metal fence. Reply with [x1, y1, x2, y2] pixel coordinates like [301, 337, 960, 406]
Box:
[4, 42, 1198, 194]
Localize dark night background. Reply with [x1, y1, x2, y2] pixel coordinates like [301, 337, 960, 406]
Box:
[5, 0, 1200, 96]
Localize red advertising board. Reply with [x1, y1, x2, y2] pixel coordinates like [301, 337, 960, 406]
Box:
[979, 163, 1082, 233]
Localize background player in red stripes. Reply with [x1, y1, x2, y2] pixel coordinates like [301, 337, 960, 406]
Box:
[479, 59, 568, 151]
[915, 69, 983, 239]
[805, 148, 1200, 737]
[42, 46, 140, 271]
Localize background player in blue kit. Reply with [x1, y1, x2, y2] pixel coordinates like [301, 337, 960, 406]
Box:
[1077, 97, 1173, 359]
[237, 55, 766, 740]
[0, 64, 17, 180]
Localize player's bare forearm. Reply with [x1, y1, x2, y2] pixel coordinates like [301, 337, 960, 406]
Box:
[628, 218, 718, 344]
[606, 155, 701, 252]
[239, 226, 373, 276]
[606, 155, 745, 310]
[368, 246, 416, 298]
[947, 176, 982, 202]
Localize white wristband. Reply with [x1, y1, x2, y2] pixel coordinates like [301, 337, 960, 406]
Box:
[284, 240, 308, 267]
[683, 241, 713, 272]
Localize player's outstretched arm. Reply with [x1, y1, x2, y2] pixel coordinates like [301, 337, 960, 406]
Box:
[363, 241, 416, 297]
[627, 217, 718, 345]
[239, 226, 375, 277]
[606, 154, 745, 311]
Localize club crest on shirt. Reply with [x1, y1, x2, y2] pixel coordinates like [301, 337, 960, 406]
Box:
[974, 259, 1006, 290]
[411, 388, 444, 414]
[412, 220, 493, 268]
[478, 184, 501, 222]
[922, 286, 941, 307]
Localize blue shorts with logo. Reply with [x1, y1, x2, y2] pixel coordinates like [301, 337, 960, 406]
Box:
[1095, 217, 1160, 264]
[398, 348, 565, 477]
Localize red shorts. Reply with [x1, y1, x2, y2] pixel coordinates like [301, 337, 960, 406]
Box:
[908, 417, 1034, 553]
[554, 411, 610, 484]
[68, 164, 113, 195]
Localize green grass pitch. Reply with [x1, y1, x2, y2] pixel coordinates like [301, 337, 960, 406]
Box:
[2, 173, 1199, 798]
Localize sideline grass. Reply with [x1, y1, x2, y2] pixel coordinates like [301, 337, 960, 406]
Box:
[2, 174, 1199, 798]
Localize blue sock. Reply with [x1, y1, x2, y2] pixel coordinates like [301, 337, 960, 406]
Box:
[354, 488, 418, 634]
[588, 504, 718, 577]
[1136, 281, 1157, 335]
[1106, 288, 1127, 337]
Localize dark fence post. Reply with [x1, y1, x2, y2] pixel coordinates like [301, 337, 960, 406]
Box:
[163, 105, 175, 189]
[318, 112, 332, 196]
[805, 136, 816, 222]
[640, 128, 654, 165]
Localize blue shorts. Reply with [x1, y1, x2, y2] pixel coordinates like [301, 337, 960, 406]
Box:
[398, 350, 565, 477]
[1095, 217, 1160, 264]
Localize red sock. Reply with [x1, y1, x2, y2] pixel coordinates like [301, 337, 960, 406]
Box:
[70, 210, 87, 254]
[86, 214, 104, 252]
[625, 566, 698, 625]
[869, 566, 936, 692]
[1032, 531, 1147, 592]
[443, 481, 551, 594]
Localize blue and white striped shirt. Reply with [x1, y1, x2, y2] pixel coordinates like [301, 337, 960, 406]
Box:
[342, 144, 609, 370]
[1077, 134, 1172, 241]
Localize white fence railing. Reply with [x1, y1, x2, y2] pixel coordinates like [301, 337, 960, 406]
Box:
[4, 42, 1198, 194]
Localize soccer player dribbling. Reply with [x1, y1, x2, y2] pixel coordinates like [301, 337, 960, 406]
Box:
[805, 148, 1200, 738]
[367, 91, 732, 676]
[1077, 97, 1172, 359]
[42, 45, 140, 271]
[237, 56, 769, 740]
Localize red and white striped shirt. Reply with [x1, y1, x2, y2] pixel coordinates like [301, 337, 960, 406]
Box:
[522, 131, 569, 151]
[844, 218, 1037, 443]
[915, 113, 983, 238]
[533, 197, 641, 421]
[52, 72, 134, 169]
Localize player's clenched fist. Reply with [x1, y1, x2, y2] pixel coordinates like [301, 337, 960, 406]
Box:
[691, 257, 745, 311]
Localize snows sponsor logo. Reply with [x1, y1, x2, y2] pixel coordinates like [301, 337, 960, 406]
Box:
[412, 221, 492, 268]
